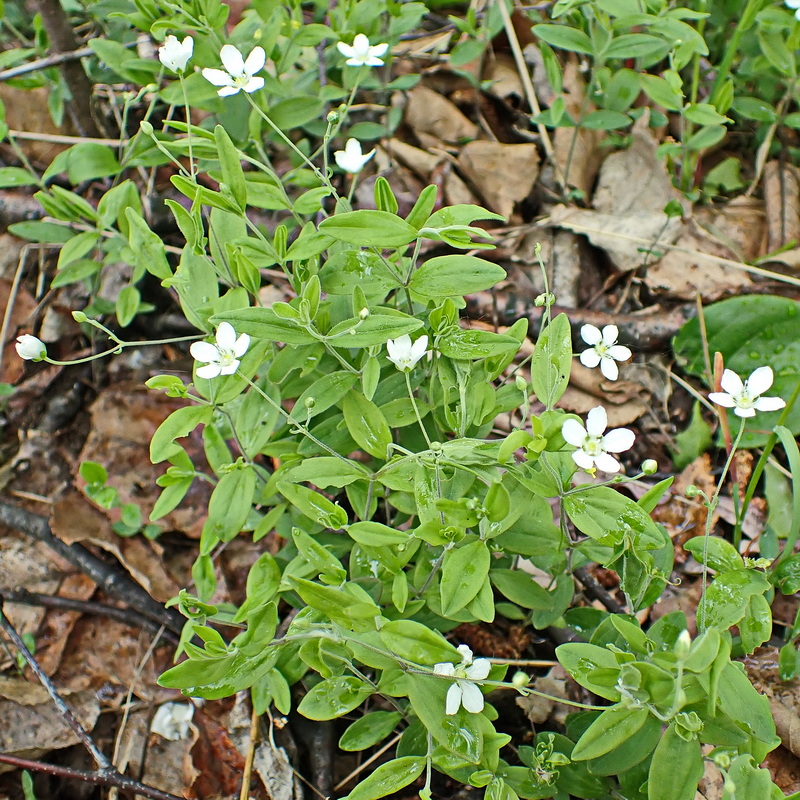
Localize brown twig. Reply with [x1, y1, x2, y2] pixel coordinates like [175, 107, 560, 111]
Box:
[27, 0, 101, 137]
[574, 566, 626, 614]
[0, 46, 94, 82]
[0, 501, 184, 635]
[0, 754, 183, 800]
[1, 588, 180, 644]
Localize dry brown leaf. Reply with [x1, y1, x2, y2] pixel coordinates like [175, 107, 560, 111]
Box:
[51, 492, 179, 602]
[0, 277, 38, 384]
[457, 141, 539, 219]
[190, 709, 247, 799]
[694, 197, 766, 263]
[483, 52, 525, 102]
[0, 680, 99, 770]
[392, 30, 452, 57]
[558, 361, 649, 427]
[405, 84, 479, 144]
[764, 160, 800, 252]
[78, 383, 211, 538]
[387, 138, 445, 180]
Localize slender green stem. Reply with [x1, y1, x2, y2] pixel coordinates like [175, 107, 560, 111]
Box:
[237, 372, 351, 462]
[404, 371, 431, 449]
[699, 418, 746, 632]
[43, 332, 202, 366]
[179, 73, 195, 176]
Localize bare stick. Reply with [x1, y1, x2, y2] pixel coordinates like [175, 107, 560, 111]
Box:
[0, 46, 94, 82]
[0, 598, 110, 768]
[0, 754, 183, 800]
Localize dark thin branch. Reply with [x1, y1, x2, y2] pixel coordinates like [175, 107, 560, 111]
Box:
[1, 588, 180, 644]
[0, 754, 183, 800]
[574, 566, 627, 615]
[0, 598, 110, 767]
[26, 0, 101, 137]
[0, 501, 184, 636]
[0, 45, 94, 82]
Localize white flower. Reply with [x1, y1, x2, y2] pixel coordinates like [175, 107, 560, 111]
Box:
[386, 334, 429, 372]
[150, 702, 194, 740]
[158, 35, 193, 73]
[562, 406, 635, 473]
[190, 322, 250, 379]
[786, 0, 800, 20]
[337, 34, 389, 67]
[708, 367, 786, 418]
[433, 644, 491, 715]
[16, 334, 46, 361]
[202, 45, 265, 97]
[334, 138, 375, 173]
[579, 324, 631, 381]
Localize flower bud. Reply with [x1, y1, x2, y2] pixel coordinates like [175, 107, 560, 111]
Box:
[685, 484, 700, 498]
[515, 375, 528, 392]
[674, 629, 691, 659]
[304, 397, 316, 409]
[511, 671, 529, 689]
[359, 308, 369, 320]
[72, 310, 88, 323]
[140, 120, 154, 135]
[641, 459, 657, 475]
[15, 335, 46, 361]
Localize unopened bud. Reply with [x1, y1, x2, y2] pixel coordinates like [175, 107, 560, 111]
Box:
[511, 671, 529, 689]
[304, 397, 316, 409]
[642, 459, 657, 475]
[515, 375, 528, 392]
[674, 629, 691, 659]
[140, 120, 154, 135]
[534, 292, 555, 307]
[72, 310, 88, 323]
[359, 308, 369, 320]
[685, 484, 700, 498]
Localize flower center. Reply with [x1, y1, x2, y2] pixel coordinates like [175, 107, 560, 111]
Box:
[584, 436, 604, 456]
[595, 342, 609, 357]
[218, 348, 237, 367]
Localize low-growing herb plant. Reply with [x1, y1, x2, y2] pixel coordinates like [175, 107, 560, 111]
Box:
[9, 1, 800, 798]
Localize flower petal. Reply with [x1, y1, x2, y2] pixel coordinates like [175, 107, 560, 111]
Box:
[733, 406, 757, 418]
[369, 42, 389, 57]
[217, 85, 241, 97]
[599, 357, 619, 381]
[561, 419, 588, 447]
[456, 644, 474, 663]
[572, 449, 595, 470]
[219, 359, 240, 375]
[216, 321, 236, 349]
[466, 658, 491, 680]
[459, 681, 485, 714]
[580, 349, 601, 369]
[445, 683, 462, 715]
[580, 324, 602, 346]
[754, 396, 786, 412]
[233, 334, 250, 357]
[586, 406, 608, 438]
[220, 44, 245, 77]
[243, 76, 265, 93]
[594, 452, 622, 473]
[606, 345, 631, 362]
[602, 427, 635, 453]
[197, 363, 222, 379]
[433, 662, 456, 677]
[190, 341, 219, 363]
[746, 366, 774, 397]
[719, 369, 743, 396]
[244, 46, 266, 75]
[708, 391, 735, 408]
[336, 42, 355, 58]
[601, 325, 619, 346]
[202, 68, 234, 87]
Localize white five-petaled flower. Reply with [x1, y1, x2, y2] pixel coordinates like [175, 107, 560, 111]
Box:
[433, 644, 491, 716]
[337, 34, 389, 67]
[202, 45, 266, 97]
[334, 138, 375, 173]
[579, 324, 631, 381]
[562, 406, 635, 473]
[708, 367, 786, 418]
[16, 334, 47, 361]
[786, 0, 800, 21]
[158, 35, 194, 73]
[190, 322, 250, 379]
[386, 334, 430, 372]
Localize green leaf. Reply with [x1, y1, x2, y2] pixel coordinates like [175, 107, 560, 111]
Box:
[319, 210, 418, 248]
[277, 481, 348, 528]
[214, 125, 246, 210]
[43, 142, 121, 183]
[210, 306, 317, 344]
[297, 676, 373, 720]
[341, 757, 425, 800]
[339, 711, 402, 751]
[0, 167, 38, 188]
[739, 592, 773, 654]
[571, 706, 649, 761]
[126, 210, 171, 280]
[490, 569, 554, 610]
[438, 329, 521, 360]
[319, 251, 401, 295]
[283, 457, 369, 489]
[379, 620, 459, 664]
[201, 465, 256, 550]
[647, 722, 703, 800]
[348, 521, 410, 547]
[342, 391, 392, 459]
[640, 73, 683, 111]
[116, 285, 140, 327]
[530, 313, 572, 409]
[150, 405, 213, 463]
[698, 569, 769, 630]
[440, 540, 491, 615]
[326, 314, 423, 348]
[604, 33, 669, 60]
[533, 24, 594, 54]
[291, 371, 358, 421]
[409, 255, 506, 298]
[671, 401, 712, 469]
[556, 643, 621, 701]
[683, 535, 742, 573]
